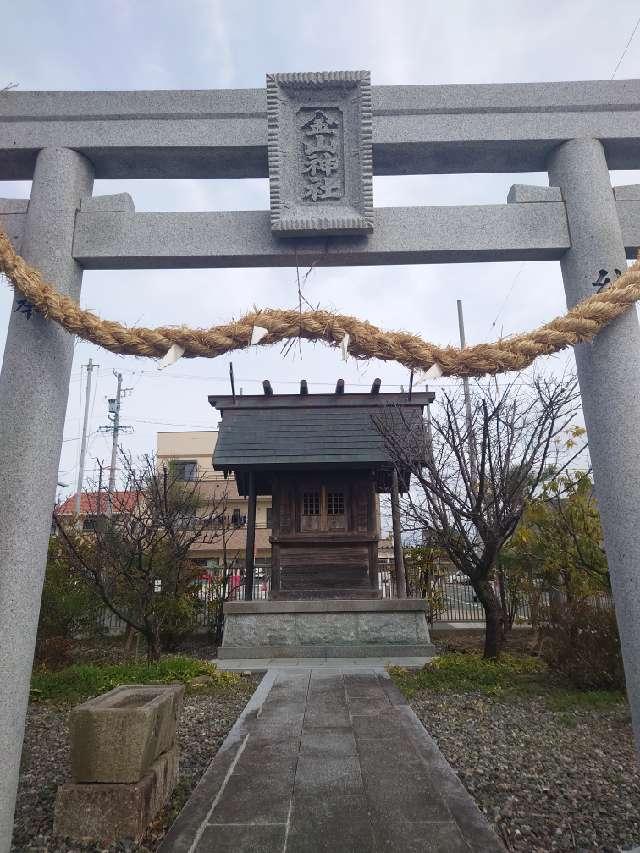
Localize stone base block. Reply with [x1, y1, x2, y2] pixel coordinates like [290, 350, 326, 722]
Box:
[219, 599, 436, 659]
[54, 745, 178, 844]
[70, 683, 184, 783]
[217, 643, 435, 659]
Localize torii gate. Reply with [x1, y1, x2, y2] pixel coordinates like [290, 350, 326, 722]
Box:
[2, 74, 640, 846]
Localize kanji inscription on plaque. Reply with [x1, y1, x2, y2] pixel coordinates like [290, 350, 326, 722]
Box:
[266, 71, 373, 236]
[300, 109, 343, 202]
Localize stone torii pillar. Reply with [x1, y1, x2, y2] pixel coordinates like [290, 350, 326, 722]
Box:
[548, 138, 640, 750]
[0, 147, 94, 850]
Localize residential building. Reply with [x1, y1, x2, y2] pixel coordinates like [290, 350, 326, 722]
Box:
[57, 491, 140, 530]
[156, 431, 272, 574]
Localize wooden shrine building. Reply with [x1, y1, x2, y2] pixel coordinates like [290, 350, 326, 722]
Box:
[209, 381, 433, 600]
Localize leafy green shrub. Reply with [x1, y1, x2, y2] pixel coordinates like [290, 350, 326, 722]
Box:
[30, 655, 240, 704]
[157, 594, 199, 651]
[537, 599, 625, 690]
[36, 537, 103, 663]
[390, 652, 546, 698]
[403, 545, 448, 621]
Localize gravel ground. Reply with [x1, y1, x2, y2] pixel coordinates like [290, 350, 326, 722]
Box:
[409, 690, 640, 852]
[11, 677, 258, 852]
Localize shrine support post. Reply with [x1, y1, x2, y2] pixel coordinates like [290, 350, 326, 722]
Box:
[0, 148, 94, 850]
[391, 468, 407, 598]
[549, 138, 640, 750]
[244, 471, 257, 601]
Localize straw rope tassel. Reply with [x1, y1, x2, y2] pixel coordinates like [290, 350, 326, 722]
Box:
[2, 228, 640, 377]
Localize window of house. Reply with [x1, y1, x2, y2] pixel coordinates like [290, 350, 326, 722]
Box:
[327, 492, 345, 515]
[172, 459, 198, 481]
[302, 491, 320, 516]
[266, 506, 273, 528]
[82, 515, 97, 532]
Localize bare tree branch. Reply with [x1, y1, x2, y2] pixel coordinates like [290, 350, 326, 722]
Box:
[54, 449, 234, 660]
[374, 371, 586, 658]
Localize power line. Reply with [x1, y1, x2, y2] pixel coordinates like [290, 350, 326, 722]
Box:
[96, 366, 537, 391]
[88, 366, 100, 425]
[611, 13, 640, 79]
[488, 262, 526, 335]
[128, 417, 215, 428]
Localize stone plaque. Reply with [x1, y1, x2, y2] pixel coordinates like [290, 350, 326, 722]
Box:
[266, 70, 373, 236]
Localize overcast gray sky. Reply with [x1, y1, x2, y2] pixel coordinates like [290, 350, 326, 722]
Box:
[1, 0, 640, 497]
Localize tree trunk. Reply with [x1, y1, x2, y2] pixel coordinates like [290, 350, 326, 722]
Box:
[146, 630, 162, 662]
[474, 577, 505, 659]
[123, 624, 136, 655]
[497, 568, 511, 643]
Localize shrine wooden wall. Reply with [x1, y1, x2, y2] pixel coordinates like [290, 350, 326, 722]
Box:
[269, 470, 380, 599]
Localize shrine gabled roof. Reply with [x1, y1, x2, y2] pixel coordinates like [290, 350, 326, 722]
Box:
[209, 390, 432, 471]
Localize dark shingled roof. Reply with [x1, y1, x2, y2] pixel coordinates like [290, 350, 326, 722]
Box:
[209, 391, 432, 471]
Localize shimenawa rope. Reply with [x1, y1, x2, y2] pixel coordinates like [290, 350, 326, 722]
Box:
[1, 228, 640, 377]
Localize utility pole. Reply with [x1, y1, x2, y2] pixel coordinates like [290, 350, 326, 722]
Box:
[229, 361, 236, 403]
[98, 371, 132, 511]
[424, 383, 434, 460]
[74, 359, 97, 515]
[456, 300, 478, 487]
[108, 371, 122, 496]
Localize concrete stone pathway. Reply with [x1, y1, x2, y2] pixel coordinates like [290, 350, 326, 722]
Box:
[159, 667, 504, 852]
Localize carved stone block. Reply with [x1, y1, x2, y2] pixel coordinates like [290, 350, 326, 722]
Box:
[69, 683, 184, 784]
[266, 70, 373, 236]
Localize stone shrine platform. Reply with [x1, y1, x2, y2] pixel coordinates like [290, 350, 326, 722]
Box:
[218, 598, 436, 660]
[217, 656, 432, 672]
[159, 666, 504, 852]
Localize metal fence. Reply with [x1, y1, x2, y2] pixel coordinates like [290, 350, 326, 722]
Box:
[432, 578, 530, 624]
[97, 566, 270, 637]
[98, 566, 615, 636]
[377, 569, 525, 624]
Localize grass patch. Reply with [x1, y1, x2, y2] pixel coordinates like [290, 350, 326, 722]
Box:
[390, 652, 627, 712]
[390, 652, 547, 699]
[30, 656, 242, 704]
[545, 688, 626, 712]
